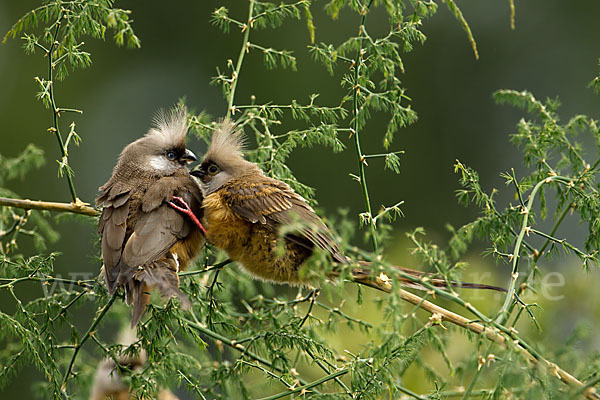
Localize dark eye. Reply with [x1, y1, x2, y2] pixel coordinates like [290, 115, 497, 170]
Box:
[208, 164, 219, 174]
[166, 151, 177, 160]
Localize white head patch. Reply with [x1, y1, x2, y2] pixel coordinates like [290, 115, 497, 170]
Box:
[148, 155, 175, 172]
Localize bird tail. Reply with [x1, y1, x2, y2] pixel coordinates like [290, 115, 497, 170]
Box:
[124, 256, 191, 327]
[350, 262, 506, 294]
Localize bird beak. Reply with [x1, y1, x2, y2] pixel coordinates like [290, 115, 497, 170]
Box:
[190, 167, 204, 178]
[181, 149, 197, 163]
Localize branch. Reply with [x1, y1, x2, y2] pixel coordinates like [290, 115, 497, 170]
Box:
[0, 196, 98, 217]
[46, 11, 79, 202]
[226, 0, 254, 117]
[183, 318, 314, 389]
[60, 291, 118, 397]
[351, 0, 379, 255]
[393, 288, 599, 400]
[256, 369, 348, 400]
[496, 175, 572, 324]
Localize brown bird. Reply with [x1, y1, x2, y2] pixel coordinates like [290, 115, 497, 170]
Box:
[96, 108, 205, 326]
[188, 121, 504, 293]
[89, 328, 179, 400]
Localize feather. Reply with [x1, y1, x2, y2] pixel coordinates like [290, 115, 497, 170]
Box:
[146, 106, 188, 149]
[126, 256, 191, 326]
[221, 175, 347, 263]
[105, 219, 127, 251]
[205, 119, 245, 161]
[127, 281, 149, 326]
[348, 262, 506, 293]
[112, 191, 130, 208]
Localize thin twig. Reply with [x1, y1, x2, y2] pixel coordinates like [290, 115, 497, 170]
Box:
[46, 11, 79, 202]
[178, 370, 208, 400]
[296, 288, 318, 328]
[0, 275, 94, 289]
[239, 360, 294, 389]
[226, 0, 254, 117]
[182, 318, 313, 389]
[397, 385, 428, 400]
[351, 0, 378, 255]
[60, 291, 118, 397]
[178, 260, 232, 278]
[509, 0, 516, 29]
[461, 342, 493, 399]
[206, 266, 223, 328]
[496, 175, 572, 324]
[256, 368, 348, 400]
[304, 348, 352, 397]
[509, 163, 598, 323]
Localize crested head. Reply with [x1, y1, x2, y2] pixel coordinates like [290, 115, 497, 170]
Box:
[192, 120, 261, 195]
[204, 119, 245, 164]
[146, 106, 189, 150]
[112, 106, 197, 179]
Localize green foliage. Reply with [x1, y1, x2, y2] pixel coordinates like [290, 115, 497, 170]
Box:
[0, 147, 58, 254]
[0, 144, 45, 184]
[2, 1, 600, 400]
[3, 0, 140, 79]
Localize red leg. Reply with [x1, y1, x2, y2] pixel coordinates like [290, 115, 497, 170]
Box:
[168, 196, 207, 236]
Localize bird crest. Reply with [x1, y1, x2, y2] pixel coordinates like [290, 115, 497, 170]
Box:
[204, 119, 246, 164]
[145, 106, 188, 149]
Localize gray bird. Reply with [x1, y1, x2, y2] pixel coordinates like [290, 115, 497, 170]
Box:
[96, 107, 205, 326]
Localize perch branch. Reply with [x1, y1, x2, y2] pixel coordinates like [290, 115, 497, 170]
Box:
[392, 287, 599, 400]
[0, 197, 97, 216]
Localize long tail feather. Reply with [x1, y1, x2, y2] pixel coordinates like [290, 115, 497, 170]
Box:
[350, 262, 506, 293]
[455, 281, 506, 292]
[125, 256, 190, 326]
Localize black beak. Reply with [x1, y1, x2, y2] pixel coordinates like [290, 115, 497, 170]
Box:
[190, 167, 204, 178]
[181, 149, 197, 162]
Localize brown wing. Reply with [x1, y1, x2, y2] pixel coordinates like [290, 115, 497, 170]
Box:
[220, 175, 347, 263]
[97, 188, 131, 294]
[118, 205, 188, 282]
[97, 175, 203, 294]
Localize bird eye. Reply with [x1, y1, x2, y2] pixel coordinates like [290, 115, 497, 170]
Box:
[166, 151, 177, 160]
[208, 165, 219, 174]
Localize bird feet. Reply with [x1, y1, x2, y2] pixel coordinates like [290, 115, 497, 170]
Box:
[168, 196, 207, 236]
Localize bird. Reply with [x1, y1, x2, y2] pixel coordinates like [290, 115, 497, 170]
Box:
[96, 107, 206, 326]
[89, 327, 179, 400]
[187, 121, 504, 293]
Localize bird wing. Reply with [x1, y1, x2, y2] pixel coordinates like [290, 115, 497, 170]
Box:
[119, 176, 200, 284]
[97, 188, 131, 294]
[220, 175, 347, 263]
[97, 176, 201, 293]
[121, 204, 189, 269]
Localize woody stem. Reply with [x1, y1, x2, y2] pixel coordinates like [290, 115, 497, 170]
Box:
[226, 0, 254, 118]
[0, 196, 97, 216]
[352, 0, 378, 254]
[47, 11, 79, 202]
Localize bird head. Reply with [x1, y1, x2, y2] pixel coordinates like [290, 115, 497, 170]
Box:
[115, 107, 197, 178]
[191, 120, 260, 195]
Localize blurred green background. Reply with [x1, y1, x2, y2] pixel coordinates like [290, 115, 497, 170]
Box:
[1, 0, 600, 398]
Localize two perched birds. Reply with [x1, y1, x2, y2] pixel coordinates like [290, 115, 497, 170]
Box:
[97, 108, 503, 326]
